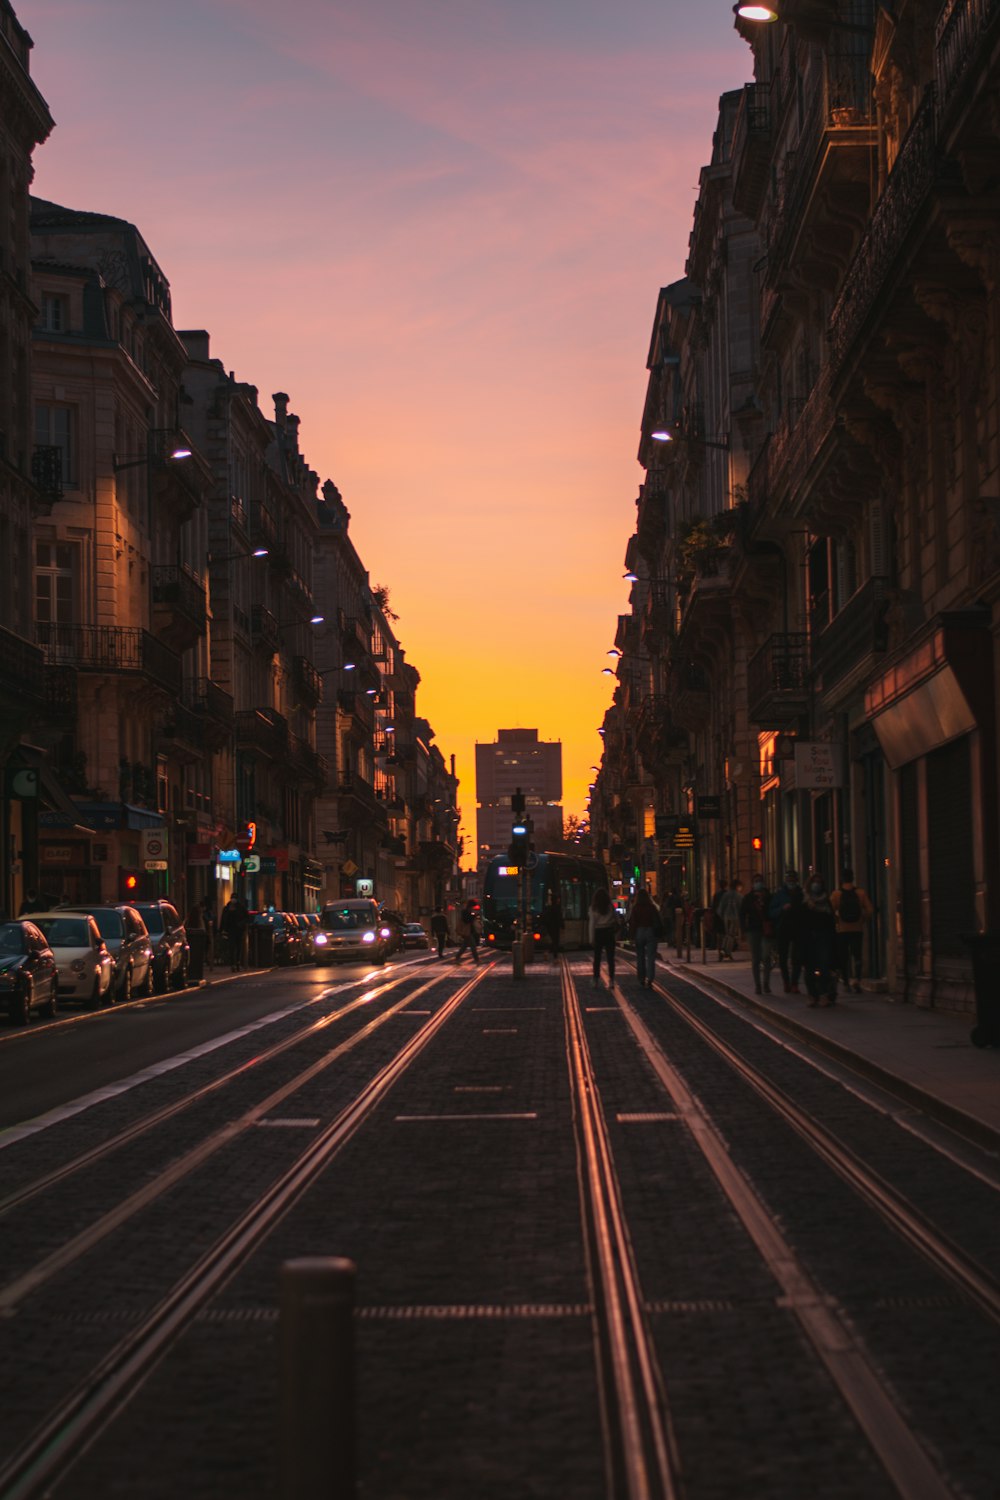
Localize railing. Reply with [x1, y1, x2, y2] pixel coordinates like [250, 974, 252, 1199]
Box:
[293, 655, 323, 705]
[159, 701, 204, 747]
[290, 734, 328, 785]
[811, 577, 889, 691]
[152, 564, 207, 629]
[235, 706, 289, 759]
[185, 677, 234, 728]
[251, 505, 278, 550]
[0, 624, 46, 701]
[250, 604, 280, 652]
[747, 633, 810, 724]
[767, 369, 836, 507]
[31, 444, 63, 502]
[936, 0, 1000, 111]
[36, 623, 181, 696]
[731, 81, 772, 215]
[829, 91, 937, 374]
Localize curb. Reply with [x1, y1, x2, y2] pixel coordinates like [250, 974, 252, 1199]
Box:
[669, 960, 1000, 1157]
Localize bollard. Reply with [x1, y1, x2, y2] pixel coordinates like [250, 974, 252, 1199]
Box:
[278, 1256, 356, 1500]
[512, 939, 525, 979]
[701, 927, 707, 965]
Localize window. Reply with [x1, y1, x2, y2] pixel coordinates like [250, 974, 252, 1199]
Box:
[35, 541, 77, 625]
[40, 293, 68, 332]
[35, 403, 76, 485]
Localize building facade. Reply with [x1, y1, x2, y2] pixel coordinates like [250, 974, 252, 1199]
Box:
[475, 728, 563, 862]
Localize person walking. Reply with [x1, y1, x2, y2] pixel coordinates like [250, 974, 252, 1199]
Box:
[708, 879, 728, 959]
[830, 868, 873, 993]
[200, 894, 217, 970]
[430, 905, 449, 958]
[629, 889, 662, 988]
[769, 869, 805, 993]
[219, 894, 249, 973]
[740, 874, 773, 994]
[800, 874, 838, 1006]
[718, 879, 743, 960]
[589, 888, 618, 986]
[541, 892, 564, 961]
[454, 900, 480, 964]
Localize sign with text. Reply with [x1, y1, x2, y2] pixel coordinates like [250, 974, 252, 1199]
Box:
[673, 820, 696, 849]
[793, 742, 844, 790]
[243, 854, 261, 874]
[696, 795, 722, 819]
[141, 829, 166, 862]
[654, 813, 678, 840]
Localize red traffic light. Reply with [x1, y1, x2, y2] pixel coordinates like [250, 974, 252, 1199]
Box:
[119, 867, 141, 898]
[751, 835, 763, 852]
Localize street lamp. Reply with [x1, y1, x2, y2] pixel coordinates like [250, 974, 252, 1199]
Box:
[733, 2, 874, 31]
[113, 429, 194, 472]
[651, 426, 729, 451]
[208, 547, 269, 564]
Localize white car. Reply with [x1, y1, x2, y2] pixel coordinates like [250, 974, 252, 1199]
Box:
[31, 912, 114, 1007]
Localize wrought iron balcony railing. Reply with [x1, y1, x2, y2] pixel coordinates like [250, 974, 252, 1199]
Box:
[152, 564, 207, 631]
[184, 677, 234, 728]
[235, 706, 289, 759]
[936, 0, 1000, 113]
[747, 633, 810, 727]
[811, 577, 890, 692]
[36, 623, 181, 697]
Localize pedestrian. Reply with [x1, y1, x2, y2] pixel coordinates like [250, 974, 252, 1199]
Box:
[800, 874, 838, 1007]
[830, 868, 873, 993]
[18, 887, 46, 915]
[430, 905, 449, 958]
[589, 887, 618, 986]
[628, 889, 662, 988]
[541, 892, 564, 960]
[454, 900, 480, 964]
[718, 879, 743, 960]
[769, 869, 805, 993]
[740, 874, 773, 994]
[219, 893, 249, 972]
[708, 878, 728, 958]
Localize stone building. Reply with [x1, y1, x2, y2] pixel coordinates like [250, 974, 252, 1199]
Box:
[595, 0, 1000, 1014]
[475, 728, 563, 863]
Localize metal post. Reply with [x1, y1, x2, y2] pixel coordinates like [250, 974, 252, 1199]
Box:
[279, 1256, 356, 1500]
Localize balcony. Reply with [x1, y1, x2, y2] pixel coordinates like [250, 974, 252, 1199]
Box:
[747, 633, 811, 727]
[635, 694, 688, 774]
[731, 82, 772, 218]
[31, 444, 63, 509]
[289, 733, 328, 788]
[158, 701, 204, 754]
[183, 678, 234, 750]
[235, 706, 289, 760]
[36, 623, 181, 697]
[250, 604, 280, 654]
[337, 774, 387, 824]
[812, 577, 890, 695]
[828, 93, 939, 376]
[251, 505, 278, 553]
[293, 655, 322, 707]
[151, 564, 207, 652]
[0, 624, 46, 706]
[936, 0, 1000, 120]
[670, 663, 712, 732]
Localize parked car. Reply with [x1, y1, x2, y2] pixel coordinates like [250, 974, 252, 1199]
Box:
[314, 899, 393, 965]
[379, 908, 406, 956]
[0, 919, 59, 1024]
[30, 912, 114, 1007]
[57, 904, 154, 1002]
[402, 921, 430, 950]
[128, 900, 190, 992]
[272, 911, 306, 966]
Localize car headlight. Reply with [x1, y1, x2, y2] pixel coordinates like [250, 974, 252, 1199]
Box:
[362, 931, 376, 944]
[314, 933, 328, 946]
[70, 959, 86, 974]
[380, 927, 391, 939]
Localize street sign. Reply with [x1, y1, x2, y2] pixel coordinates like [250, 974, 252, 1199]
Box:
[673, 820, 696, 849]
[696, 795, 722, 819]
[243, 854, 261, 874]
[356, 878, 374, 897]
[141, 830, 166, 860]
[144, 859, 168, 872]
[342, 859, 358, 877]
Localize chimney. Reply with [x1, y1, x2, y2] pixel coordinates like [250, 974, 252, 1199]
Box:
[272, 392, 289, 428]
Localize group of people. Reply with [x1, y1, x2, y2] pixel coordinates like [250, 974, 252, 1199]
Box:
[734, 868, 873, 1006]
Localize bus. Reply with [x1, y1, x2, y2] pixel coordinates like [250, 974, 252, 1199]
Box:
[481, 851, 609, 951]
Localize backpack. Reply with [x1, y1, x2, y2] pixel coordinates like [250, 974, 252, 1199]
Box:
[838, 887, 861, 923]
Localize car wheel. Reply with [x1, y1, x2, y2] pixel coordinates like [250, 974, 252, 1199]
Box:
[172, 955, 189, 990]
[140, 963, 154, 997]
[9, 984, 30, 1026]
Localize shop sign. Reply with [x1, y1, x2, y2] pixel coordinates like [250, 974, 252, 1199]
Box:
[216, 849, 242, 865]
[243, 854, 261, 874]
[655, 814, 678, 840]
[145, 859, 168, 872]
[260, 856, 277, 875]
[356, 878, 374, 897]
[673, 820, 696, 849]
[793, 742, 843, 789]
[41, 845, 75, 864]
[696, 795, 722, 819]
[187, 843, 214, 866]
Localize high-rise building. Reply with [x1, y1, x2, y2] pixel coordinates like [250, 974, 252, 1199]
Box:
[475, 728, 562, 865]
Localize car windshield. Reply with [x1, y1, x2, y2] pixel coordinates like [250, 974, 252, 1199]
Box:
[134, 906, 164, 935]
[87, 909, 125, 940]
[0, 924, 26, 955]
[404, 924, 423, 934]
[34, 916, 90, 947]
[321, 908, 376, 931]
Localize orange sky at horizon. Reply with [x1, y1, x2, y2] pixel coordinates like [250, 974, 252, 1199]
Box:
[24, 0, 751, 867]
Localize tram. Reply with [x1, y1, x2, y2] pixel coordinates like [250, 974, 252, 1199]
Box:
[481, 851, 609, 950]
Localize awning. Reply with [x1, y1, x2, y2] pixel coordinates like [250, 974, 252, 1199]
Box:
[866, 613, 993, 770]
[9, 745, 93, 836]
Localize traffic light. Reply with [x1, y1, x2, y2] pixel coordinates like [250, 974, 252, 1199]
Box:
[119, 867, 141, 899]
[508, 820, 529, 866]
[751, 835, 763, 853]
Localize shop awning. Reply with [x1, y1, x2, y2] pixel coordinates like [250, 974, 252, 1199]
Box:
[10, 746, 94, 836]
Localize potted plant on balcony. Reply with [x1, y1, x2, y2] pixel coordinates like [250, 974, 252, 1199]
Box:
[677, 514, 734, 579]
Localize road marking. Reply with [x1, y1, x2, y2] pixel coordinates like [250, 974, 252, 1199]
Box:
[394, 1112, 538, 1121]
[255, 1118, 321, 1128]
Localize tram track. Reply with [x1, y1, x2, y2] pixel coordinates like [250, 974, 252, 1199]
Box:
[0, 961, 497, 1500]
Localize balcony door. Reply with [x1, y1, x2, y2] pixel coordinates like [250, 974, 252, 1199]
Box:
[35, 541, 79, 649]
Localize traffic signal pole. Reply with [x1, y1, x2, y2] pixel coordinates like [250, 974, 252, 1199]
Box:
[510, 789, 528, 980]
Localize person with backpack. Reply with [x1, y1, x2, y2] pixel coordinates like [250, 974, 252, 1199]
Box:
[454, 900, 480, 964]
[831, 868, 873, 993]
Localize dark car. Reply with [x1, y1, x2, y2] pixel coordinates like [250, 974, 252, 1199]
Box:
[402, 921, 429, 950]
[378, 908, 406, 956]
[272, 912, 305, 966]
[0, 920, 59, 1025]
[128, 900, 190, 992]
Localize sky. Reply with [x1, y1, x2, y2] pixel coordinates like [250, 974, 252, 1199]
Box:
[24, 0, 750, 865]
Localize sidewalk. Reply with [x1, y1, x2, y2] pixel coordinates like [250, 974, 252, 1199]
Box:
[653, 945, 1000, 1154]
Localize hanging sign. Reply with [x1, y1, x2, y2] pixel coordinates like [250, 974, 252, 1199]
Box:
[793, 742, 844, 789]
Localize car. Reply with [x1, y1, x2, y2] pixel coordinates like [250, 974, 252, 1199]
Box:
[272, 911, 306, 966]
[30, 912, 114, 1007]
[401, 921, 430, 950]
[378, 908, 406, 956]
[128, 900, 190, 992]
[56, 904, 154, 1001]
[0, 920, 59, 1024]
[313, 898, 393, 965]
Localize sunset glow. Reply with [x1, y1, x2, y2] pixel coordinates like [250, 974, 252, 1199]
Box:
[26, 0, 749, 861]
